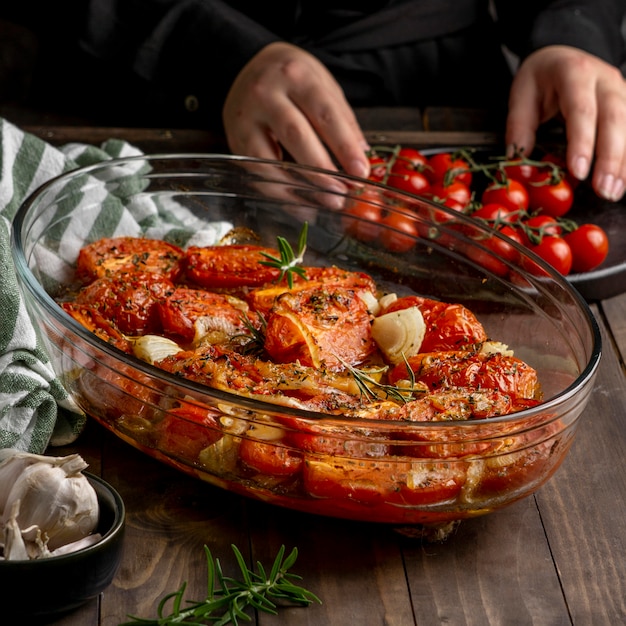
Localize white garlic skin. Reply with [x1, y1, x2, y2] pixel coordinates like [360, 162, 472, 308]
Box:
[0, 452, 99, 554]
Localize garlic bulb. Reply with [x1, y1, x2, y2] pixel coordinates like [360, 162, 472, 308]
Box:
[0, 450, 99, 560]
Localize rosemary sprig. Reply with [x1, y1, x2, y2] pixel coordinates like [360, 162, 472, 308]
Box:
[341, 356, 424, 405]
[259, 222, 309, 288]
[120, 544, 321, 626]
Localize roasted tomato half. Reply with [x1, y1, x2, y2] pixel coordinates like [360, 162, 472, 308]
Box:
[76, 236, 184, 284]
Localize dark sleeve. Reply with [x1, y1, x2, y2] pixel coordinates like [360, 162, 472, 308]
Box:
[494, 0, 626, 67]
[80, 0, 289, 109]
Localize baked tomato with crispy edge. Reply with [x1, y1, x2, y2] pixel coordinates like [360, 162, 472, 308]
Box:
[61, 302, 133, 353]
[383, 295, 487, 352]
[76, 236, 184, 284]
[184, 245, 283, 289]
[388, 350, 541, 400]
[74, 271, 175, 335]
[157, 286, 258, 343]
[247, 265, 376, 317]
[264, 285, 376, 371]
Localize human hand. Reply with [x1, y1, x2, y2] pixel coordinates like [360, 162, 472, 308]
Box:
[223, 42, 371, 179]
[506, 45, 626, 201]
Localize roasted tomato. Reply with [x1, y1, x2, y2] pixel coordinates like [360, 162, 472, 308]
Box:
[76, 236, 184, 284]
[157, 286, 257, 343]
[158, 403, 223, 461]
[383, 295, 487, 352]
[388, 350, 541, 400]
[73, 271, 175, 335]
[302, 457, 465, 507]
[264, 286, 376, 371]
[239, 437, 303, 477]
[184, 245, 283, 289]
[247, 266, 376, 317]
[61, 302, 133, 352]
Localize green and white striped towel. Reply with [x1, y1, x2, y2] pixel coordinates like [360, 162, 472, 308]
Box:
[0, 117, 230, 453]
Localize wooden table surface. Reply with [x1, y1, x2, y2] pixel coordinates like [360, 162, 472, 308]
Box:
[13, 109, 626, 626]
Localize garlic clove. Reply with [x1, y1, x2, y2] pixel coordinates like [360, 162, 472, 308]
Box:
[371, 306, 426, 365]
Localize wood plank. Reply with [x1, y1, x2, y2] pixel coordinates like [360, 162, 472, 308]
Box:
[401, 500, 570, 626]
[601, 291, 626, 360]
[535, 304, 626, 624]
[22, 124, 228, 153]
[248, 503, 415, 625]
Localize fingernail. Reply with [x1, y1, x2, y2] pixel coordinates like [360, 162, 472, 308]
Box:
[349, 159, 370, 180]
[598, 174, 625, 201]
[572, 156, 590, 180]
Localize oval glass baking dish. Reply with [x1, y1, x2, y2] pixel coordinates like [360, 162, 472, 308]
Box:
[12, 155, 601, 527]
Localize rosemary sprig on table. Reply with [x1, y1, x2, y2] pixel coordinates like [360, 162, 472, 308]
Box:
[121, 544, 321, 626]
[259, 222, 309, 288]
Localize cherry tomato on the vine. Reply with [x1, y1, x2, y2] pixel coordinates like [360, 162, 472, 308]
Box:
[390, 147, 428, 174]
[426, 152, 473, 187]
[563, 224, 610, 273]
[526, 236, 573, 276]
[427, 180, 472, 208]
[386, 169, 431, 196]
[501, 159, 538, 186]
[527, 170, 574, 217]
[342, 190, 384, 242]
[518, 215, 563, 247]
[379, 206, 421, 252]
[367, 155, 388, 183]
[481, 179, 529, 213]
[471, 203, 518, 226]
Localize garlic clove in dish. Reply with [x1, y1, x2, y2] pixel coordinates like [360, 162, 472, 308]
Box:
[0, 450, 99, 559]
[371, 306, 426, 365]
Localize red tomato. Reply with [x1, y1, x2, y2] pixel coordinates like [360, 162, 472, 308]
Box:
[563, 224, 610, 273]
[526, 236, 573, 275]
[76, 236, 184, 284]
[74, 271, 174, 335]
[389, 147, 429, 173]
[367, 154, 388, 182]
[239, 438, 303, 476]
[383, 295, 488, 352]
[385, 169, 431, 196]
[184, 245, 282, 289]
[427, 180, 472, 208]
[527, 170, 574, 217]
[481, 179, 529, 212]
[501, 159, 537, 186]
[379, 206, 421, 252]
[158, 286, 256, 343]
[471, 203, 518, 226]
[302, 457, 464, 507]
[158, 403, 222, 461]
[426, 152, 473, 187]
[465, 225, 524, 277]
[519, 215, 562, 247]
[342, 190, 384, 242]
[61, 302, 133, 353]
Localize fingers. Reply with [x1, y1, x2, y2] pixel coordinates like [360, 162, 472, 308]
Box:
[223, 42, 370, 179]
[588, 71, 626, 201]
[506, 46, 626, 202]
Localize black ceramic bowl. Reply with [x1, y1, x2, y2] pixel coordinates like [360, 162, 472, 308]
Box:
[0, 472, 125, 620]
